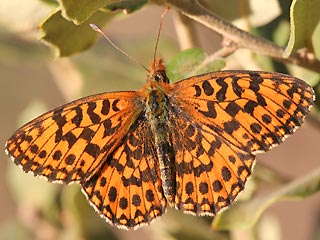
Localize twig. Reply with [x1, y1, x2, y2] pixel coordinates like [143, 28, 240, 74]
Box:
[160, 0, 320, 73]
[189, 44, 237, 76]
[211, 39, 238, 59]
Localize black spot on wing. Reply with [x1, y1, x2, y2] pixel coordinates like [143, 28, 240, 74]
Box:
[87, 102, 101, 124]
[199, 101, 217, 118]
[202, 80, 214, 96]
[216, 77, 228, 101]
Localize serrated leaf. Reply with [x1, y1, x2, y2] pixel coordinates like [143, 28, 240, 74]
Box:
[58, 0, 112, 24]
[106, 0, 148, 14]
[166, 48, 225, 83]
[212, 167, 320, 230]
[166, 48, 206, 82]
[39, 8, 113, 57]
[283, 0, 320, 58]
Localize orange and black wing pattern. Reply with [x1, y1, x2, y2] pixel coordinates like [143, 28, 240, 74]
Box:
[5, 68, 314, 230]
[81, 114, 167, 229]
[168, 70, 314, 215]
[5, 91, 142, 184]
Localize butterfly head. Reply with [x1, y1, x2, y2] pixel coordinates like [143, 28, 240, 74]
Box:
[148, 58, 169, 84]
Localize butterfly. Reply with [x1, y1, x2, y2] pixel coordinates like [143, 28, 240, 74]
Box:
[5, 56, 314, 230]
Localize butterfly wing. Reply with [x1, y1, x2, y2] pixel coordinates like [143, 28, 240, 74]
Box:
[170, 114, 254, 215]
[168, 70, 314, 214]
[5, 91, 143, 183]
[81, 114, 167, 229]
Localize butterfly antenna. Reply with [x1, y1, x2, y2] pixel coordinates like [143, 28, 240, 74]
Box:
[90, 24, 148, 72]
[153, 7, 170, 69]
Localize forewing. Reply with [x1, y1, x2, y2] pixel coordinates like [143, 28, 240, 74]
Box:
[171, 71, 314, 154]
[168, 70, 314, 215]
[81, 115, 167, 230]
[5, 91, 142, 183]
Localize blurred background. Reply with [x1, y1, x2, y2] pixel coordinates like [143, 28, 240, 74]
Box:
[0, 1, 320, 240]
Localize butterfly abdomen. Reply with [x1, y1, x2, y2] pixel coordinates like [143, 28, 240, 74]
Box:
[144, 79, 176, 205]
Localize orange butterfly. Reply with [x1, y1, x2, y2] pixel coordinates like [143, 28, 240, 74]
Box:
[5, 8, 315, 229]
[5, 56, 314, 229]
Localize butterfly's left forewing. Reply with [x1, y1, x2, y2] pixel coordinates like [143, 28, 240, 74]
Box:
[5, 91, 143, 183]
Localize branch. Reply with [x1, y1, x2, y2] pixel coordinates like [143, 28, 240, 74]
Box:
[162, 0, 320, 73]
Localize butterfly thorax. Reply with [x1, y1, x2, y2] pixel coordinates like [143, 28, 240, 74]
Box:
[142, 60, 176, 205]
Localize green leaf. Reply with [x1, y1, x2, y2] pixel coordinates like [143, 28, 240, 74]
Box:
[58, 0, 147, 25]
[283, 0, 320, 58]
[58, 0, 112, 24]
[39, 8, 113, 57]
[106, 0, 148, 14]
[212, 167, 320, 230]
[166, 48, 225, 83]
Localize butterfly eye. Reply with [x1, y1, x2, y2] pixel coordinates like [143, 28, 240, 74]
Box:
[153, 71, 170, 83]
[154, 74, 161, 82]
